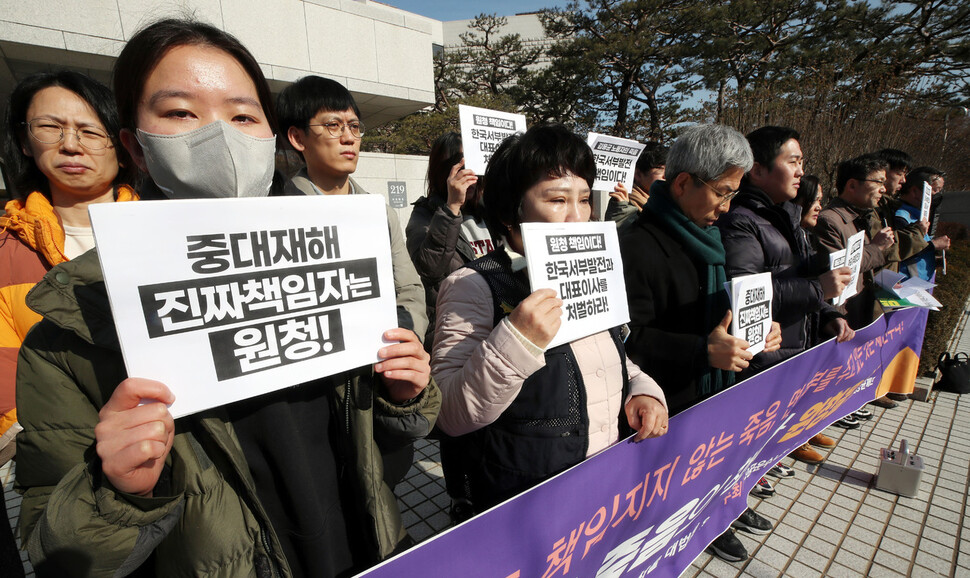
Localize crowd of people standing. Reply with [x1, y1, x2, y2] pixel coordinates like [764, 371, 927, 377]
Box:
[0, 16, 951, 578]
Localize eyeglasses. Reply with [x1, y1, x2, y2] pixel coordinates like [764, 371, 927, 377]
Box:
[694, 175, 740, 206]
[307, 120, 364, 139]
[23, 119, 112, 150]
[863, 178, 886, 186]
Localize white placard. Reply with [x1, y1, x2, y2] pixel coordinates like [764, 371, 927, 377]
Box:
[726, 272, 773, 355]
[828, 230, 866, 306]
[919, 181, 932, 223]
[586, 133, 645, 192]
[520, 222, 629, 349]
[458, 104, 528, 175]
[89, 196, 397, 418]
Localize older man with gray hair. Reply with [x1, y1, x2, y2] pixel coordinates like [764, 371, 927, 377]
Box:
[621, 124, 774, 414]
[621, 124, 782, 562]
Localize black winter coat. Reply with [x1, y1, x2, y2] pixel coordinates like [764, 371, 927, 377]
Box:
[405, 195, 478, 347]
[620, 211, 722, 416]
[716, 185, 832, 374]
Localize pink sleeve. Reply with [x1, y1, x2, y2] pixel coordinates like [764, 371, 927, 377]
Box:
[432, 269, 545, 436]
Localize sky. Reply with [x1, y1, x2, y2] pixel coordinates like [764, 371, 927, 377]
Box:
[380, 0, 569, 21]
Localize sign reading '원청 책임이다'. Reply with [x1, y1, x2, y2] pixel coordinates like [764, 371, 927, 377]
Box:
[89, 195, 397, 418]
[520, 221, 630, 349]
[458, 104, 527, 175]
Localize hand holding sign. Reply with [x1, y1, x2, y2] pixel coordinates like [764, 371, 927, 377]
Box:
[708, 310, 752, 372]
[609, 182, 630, 204]
[872, 227, 895, 250]
[447, 159, 478, 215]
[765, 321, 783, 352]
[95, 378, 175, 497]
[820, 266, 852, 300]
[508, 289, 563, 349]
[376, 328, 432, 403]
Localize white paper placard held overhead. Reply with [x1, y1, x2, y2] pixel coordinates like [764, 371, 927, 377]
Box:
[89, 196, 397, 418]
[520, 222, 630, 349]
[725, 272, 773, 356]
[919, 181, 932, 223]
[828, 229, 866, 306]
[458, 104, 527, 175]
[586, 133, 645, 192]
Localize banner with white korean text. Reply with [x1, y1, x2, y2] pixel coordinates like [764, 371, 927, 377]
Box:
[459, 104, 528, 175]
[89, 196, 397, 417]
[361, 306, 928, 578]
[586, 133, 645, 192]
[520, 222, 629, 349]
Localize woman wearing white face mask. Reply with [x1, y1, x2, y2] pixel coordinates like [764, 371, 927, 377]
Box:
[15, 19, 438, 578]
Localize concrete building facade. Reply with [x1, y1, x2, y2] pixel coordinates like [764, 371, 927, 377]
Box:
[0, 0, 445, 222]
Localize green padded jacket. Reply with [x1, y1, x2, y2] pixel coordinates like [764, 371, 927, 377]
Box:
[15, 249, 440, 577]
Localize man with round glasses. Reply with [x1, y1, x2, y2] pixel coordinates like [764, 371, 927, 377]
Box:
[276, 75, 425, 345]
[276, 75, 427, 486]
[621, 125, 785, 563]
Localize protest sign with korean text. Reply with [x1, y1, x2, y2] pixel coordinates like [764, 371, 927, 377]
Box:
[586, 132, 646, 192]
[829, 230, 865, 306]
[920, 181, 932, 222]
[89, 196, 397, 418]
[459, 104, 527, 175]
[726, 272, 773, 355]
[521, 222, 629, 348]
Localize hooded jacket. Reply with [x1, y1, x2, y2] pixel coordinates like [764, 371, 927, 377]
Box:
[15, 249, 440, 577]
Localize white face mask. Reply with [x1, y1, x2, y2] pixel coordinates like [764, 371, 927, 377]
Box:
[136, 121, 277, 199]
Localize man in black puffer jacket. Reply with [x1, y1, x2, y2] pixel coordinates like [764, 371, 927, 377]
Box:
[717, 126, 853, 377]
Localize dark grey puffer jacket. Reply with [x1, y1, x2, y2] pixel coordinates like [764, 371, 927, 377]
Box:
[405, 195, 479, 347]
[717, 185, 839, 374]
[15, 250, 440, 577]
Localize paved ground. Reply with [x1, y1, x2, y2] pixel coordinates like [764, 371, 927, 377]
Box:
[5, 305, 969, 577]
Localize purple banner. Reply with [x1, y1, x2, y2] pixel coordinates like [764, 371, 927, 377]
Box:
[364, 307, 928, 578]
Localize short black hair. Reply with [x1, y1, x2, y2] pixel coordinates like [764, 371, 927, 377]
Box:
[900, 170, 933, 198]
[911, 165, 944, 178]
[873, 148, 914, 172]
[114, 19, 276, 135]
[836, 153, 889, 193]
[636, 141, 668, 173]
[795, 174, 822, 213]
[277, 75, 361, 139]
[745, 126, 800, 169]
[482, 123, 595, 240]
[2, 70, 136, 197]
